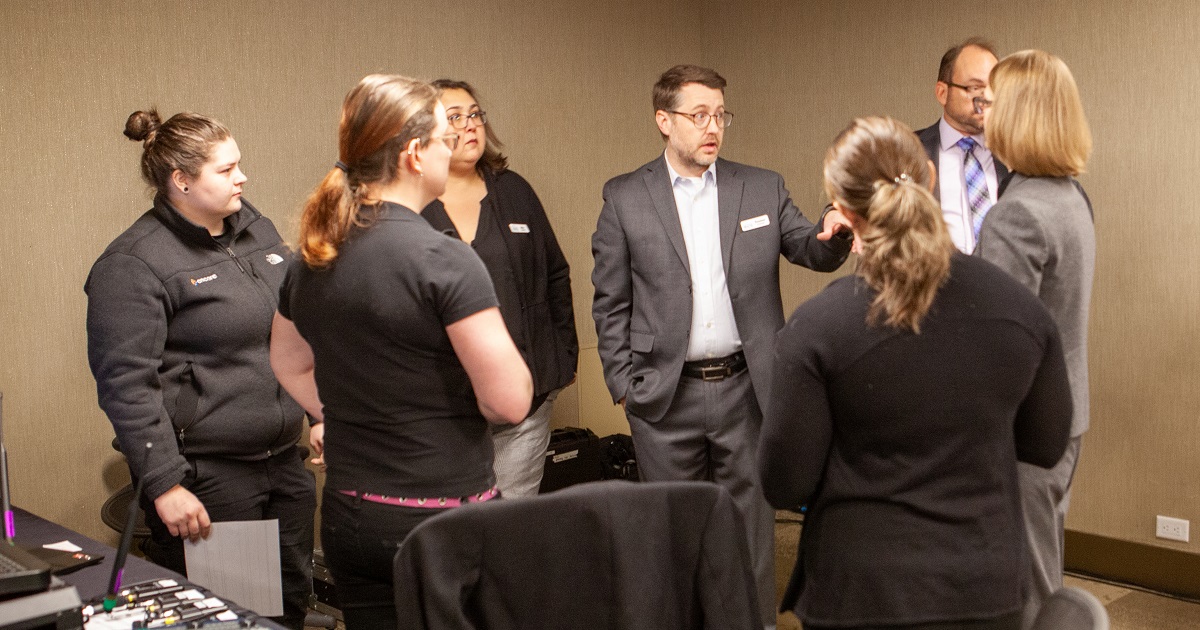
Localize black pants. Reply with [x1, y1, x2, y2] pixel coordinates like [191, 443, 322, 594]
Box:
[140, 446, 317, 630]
[319, 487, 444, 629]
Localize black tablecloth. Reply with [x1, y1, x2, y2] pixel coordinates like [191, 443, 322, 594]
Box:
[12, 507, 284, 628]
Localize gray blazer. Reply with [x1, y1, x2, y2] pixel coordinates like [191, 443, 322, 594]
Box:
[591, 156, 850, 423]
[975, 172, 1095, 437]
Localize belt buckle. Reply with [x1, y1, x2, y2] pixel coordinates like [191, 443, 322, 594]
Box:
[699, 365, 730, 382]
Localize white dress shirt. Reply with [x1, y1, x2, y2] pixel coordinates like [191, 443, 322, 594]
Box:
[664, 155, 742, 361]
[937, 117, 1000, 253]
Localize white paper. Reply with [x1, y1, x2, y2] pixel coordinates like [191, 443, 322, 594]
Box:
[43, 539, 83, 552]
[183, 520, 283, 617]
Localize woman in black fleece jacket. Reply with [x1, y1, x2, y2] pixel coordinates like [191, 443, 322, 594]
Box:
[85, 110, 314, 629]
[758, 117, 1072, 630]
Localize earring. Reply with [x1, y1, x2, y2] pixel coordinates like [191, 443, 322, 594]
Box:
[182, 186, 189, 193]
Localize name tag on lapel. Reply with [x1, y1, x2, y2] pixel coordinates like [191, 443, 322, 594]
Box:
[740, 215, 770, 232]
[508, 223, 530, 234]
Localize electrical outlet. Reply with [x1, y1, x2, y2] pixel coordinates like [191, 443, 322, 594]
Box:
[1156, 515, 1190, 543]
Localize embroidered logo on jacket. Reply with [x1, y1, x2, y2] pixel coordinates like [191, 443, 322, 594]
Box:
[266, 253, 284, 265]
[190, 274, 218, 286]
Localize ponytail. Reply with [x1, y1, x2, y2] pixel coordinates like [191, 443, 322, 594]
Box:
[824, 117, 955, 332]
[855, 177, 951, 332]
[298, 75, 439, 268]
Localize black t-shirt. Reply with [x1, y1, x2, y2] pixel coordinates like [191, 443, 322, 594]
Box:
[278, 202, 500, 497]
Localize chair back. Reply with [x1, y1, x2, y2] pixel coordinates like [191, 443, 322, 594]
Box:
[392, 480, 760, 630]
[1031, 585, 1109, 630]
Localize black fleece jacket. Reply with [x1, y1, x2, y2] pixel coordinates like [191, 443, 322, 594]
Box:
[86, 197, 303, 501]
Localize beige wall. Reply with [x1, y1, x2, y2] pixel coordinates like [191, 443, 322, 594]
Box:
[1, 0, 1197, 577]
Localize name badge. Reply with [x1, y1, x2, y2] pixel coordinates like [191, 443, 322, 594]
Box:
[740, 215, 770, 232]
[508, 223, 530, 234]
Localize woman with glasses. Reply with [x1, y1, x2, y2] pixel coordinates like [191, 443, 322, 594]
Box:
[269, 74, 532, 629]
[420, 79, 577, 498]
[976, 49, 1095, 627]
[758, 116, 1072, 630]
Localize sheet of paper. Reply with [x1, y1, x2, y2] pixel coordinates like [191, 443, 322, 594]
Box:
[43, 539, 83, 552]
[183, 520, 283, 617]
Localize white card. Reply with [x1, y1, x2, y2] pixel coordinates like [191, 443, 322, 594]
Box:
[508, 223, 530, 233]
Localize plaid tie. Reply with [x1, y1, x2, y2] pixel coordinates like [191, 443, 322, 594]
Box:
[956, 136, 992, 240]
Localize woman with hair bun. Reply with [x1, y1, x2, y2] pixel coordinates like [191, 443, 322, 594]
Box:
[86, 110, 315, 629]
[758, 116, 1073, 630]
[270, 74, 532, 629]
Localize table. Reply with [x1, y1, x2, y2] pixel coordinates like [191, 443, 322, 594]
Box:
[12, 507, 284, 628]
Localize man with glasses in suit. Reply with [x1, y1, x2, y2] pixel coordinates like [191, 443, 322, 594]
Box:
[916, 37, 1009, 254]
[591, 64, 853, 629]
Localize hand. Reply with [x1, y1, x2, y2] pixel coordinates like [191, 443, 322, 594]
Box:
[816, 207, 855, 243]
[309, 422, 326, 469]
[153, 485, 211, 543]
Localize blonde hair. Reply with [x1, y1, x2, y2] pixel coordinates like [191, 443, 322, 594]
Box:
[299, 74, 439, 268]
[986, 50, 1092, 177]
[824, 117, 955, 332]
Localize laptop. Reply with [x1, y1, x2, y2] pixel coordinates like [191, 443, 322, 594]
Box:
[0, 391, 52, 598]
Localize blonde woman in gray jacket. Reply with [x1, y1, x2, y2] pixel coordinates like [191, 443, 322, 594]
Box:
[976, 49, 1095, 629]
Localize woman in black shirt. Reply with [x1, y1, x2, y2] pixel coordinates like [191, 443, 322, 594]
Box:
[758, 116, 1072, 630]
[270, 74, 531, 629]
[421, 79, 577, 497]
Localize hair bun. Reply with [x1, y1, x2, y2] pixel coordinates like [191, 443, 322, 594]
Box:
[123, 109, 162, 143]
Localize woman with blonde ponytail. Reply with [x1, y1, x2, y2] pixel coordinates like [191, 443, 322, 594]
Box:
[758, 117, 1073, 630]
[269, 74, 531, 629]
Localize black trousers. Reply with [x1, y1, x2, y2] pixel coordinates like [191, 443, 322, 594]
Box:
[139, 446, 317, 630]
[804, 611, 1022, 630]
[318, 487, 443, 629]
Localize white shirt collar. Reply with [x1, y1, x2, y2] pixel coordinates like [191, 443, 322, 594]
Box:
[664, 151, 717, 186]
[938, 116, 988, 152]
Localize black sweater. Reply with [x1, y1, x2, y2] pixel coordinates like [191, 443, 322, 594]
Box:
[758, 254, 1072, 627]
[86, 197, 303, 501]
[422, 169, 577, 408]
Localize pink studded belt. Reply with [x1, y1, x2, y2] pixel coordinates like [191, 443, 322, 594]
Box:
[338, 486, 499, 509]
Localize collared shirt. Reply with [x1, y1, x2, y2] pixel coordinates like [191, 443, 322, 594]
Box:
[664, 154, 742, 361]
[938, 117, 1000, 253]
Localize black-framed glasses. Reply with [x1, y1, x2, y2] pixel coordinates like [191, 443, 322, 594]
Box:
[972, 96, 993, 115]
[944, 81, 987, 97]
[666, 110, 734, 129]
[438, 133, 460, 151]
[447, 111, 487, 129]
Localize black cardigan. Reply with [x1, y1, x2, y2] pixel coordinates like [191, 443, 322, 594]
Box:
[422, 170, 578, 408]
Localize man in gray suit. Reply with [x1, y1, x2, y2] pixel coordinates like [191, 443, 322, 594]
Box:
[916, 37, 1008, 253]
[591, 65, 852, 627]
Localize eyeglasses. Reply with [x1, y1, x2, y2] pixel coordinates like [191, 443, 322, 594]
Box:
[944, 81, 988, 97]
[972, 96, 993, 115]
[438, 133, 460, 151]
[447, 111, 487, 129]
[666, 110, 734, 129]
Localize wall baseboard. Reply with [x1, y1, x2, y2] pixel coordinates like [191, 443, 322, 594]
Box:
[1066, 529, 1200, 599]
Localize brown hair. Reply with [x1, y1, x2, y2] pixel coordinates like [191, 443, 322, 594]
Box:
[124, 110, 230, 196]
[299, 74, 439, 268]
[431, 79, 508, 175]
[824, 117, 955, 332]
[937, 37, 999, 83]
[652, 65, 726, 112]
[986, 50, 1092, 177]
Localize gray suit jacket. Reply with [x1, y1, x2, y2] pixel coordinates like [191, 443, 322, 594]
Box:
[591, 156, 851, 423]
[975, 172, 1095, 437]
[916, 121, 1009, 203]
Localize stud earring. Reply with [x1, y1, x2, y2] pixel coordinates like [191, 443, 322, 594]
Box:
[182, 186, 189, 193]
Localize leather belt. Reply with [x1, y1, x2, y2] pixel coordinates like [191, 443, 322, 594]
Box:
[681, 351, 747, 382]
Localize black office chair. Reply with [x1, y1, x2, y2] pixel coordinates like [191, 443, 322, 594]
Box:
[393, 480, 761, 630]
[1030, 585, 1109, 630]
